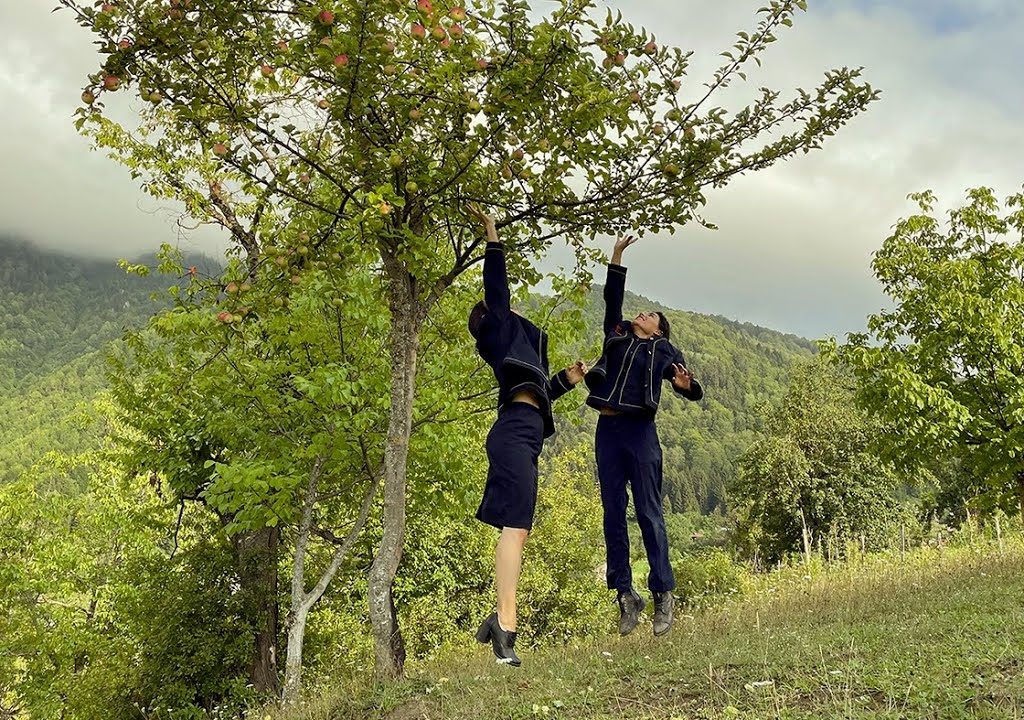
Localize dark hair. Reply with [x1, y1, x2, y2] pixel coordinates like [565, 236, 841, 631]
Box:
[468, 300, 488, 339]
[657, 313, 671, 340]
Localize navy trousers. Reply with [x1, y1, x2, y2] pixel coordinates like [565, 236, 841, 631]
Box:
[595, 413, 675, 593]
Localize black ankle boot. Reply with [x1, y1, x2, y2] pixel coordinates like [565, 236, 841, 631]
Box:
[617, 588, 645, 636]
[652, 591, 675, 636]
[475, 612, 521, 666]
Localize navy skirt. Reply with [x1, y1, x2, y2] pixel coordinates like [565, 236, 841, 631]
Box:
[476, 402, 545, 531]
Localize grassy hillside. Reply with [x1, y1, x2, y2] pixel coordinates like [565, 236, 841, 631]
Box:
[281, 540, 1024, 719]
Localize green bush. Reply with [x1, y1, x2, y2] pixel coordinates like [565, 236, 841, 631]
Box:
[672, 549, 749, 611]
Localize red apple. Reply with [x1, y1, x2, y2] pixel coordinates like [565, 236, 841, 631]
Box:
[417, 0, 433, 13]
[439, 37, 452, 50]
[512, 148, 525, 161]
[644, 41, 657, 55]
[384, 40, 396, 53]
[216, 311, 232, 323]
[276, 40, 289, 51]
[319, 37, 333, 46]
[333, 54, 348, 67]
[449, 23, 464, 38]
[148, 90, 162, 104]
[81, 90, 96, 105]
[118, 38, 133, 50]
[101, 2, 116, 12]
[299, 172, 311, 183]
[450, 6, 467, 21]
[614, 52, 626, 66]
[684, 126, 696, 140]
[318, 9, 335, 24]
[475, 57, 489, 70]
[225, 282, 239, 294]
[318, 98, 330, 109]
[431, 25, 446, 40]
[629, 91, 642, 104]
[261, 64, 274, 76]
[103, 74, 120, 91]
[409, 107, 423, 120]
[411, 22, 426, 40]
[213, 143, 228, 156]
[383, 64, 398, 75]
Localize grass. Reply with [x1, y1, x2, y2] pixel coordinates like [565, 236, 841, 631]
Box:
[280, 541, 1024, 719]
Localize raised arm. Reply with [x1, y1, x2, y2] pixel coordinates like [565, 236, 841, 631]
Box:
[665, 348, 704, 402]
[469, 203, 510, 318]
[548, 360, 588, 402]
[603, 235, 637, 337]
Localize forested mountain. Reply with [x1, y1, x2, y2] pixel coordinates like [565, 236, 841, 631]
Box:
[0, 238, 815, 504]
[0, 238, 211, 481]
[0, 237, 167, 392]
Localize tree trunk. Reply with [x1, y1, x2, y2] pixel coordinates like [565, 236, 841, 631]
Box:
[799, 507, 812, 567]
[282, 605, 310, 705]
[234, 525, 281, 695]
[367, 268, 421, 679]
[1016, 472, 1024, 519]
[282, 455, 381, 705]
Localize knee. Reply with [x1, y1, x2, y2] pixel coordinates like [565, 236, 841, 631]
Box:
[503, 527, 530, 546]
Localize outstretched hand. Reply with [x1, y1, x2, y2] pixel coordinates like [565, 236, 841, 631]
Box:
[467, 202, 498, 243]
[611, 234, 639, 264]
[614, 234, 639, 254]
[670, 363, 693, 391]
[566, 360, 589, 385]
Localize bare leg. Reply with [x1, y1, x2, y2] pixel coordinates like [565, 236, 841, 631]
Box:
[495, 527, 529, 632]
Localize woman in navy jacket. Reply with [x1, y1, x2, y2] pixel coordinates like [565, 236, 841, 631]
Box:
[467, 204, 586, 666]
[584, 234, 703, 638]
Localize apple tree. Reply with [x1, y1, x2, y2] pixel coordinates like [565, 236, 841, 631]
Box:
[59, 0, 877, 679]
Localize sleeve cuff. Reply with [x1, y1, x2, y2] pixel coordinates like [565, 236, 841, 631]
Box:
[608, 263, 627, 276]
[486, 242, 505, 252]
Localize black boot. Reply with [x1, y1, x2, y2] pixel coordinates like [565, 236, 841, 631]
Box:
[652, 591, 675, 636]
[475, 612, 521, 666]
[617, 588, 645, 636]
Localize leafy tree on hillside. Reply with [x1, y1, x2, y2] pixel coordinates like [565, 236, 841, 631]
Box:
[827, 187, 1024, 518]
[731, 358, 910, 565]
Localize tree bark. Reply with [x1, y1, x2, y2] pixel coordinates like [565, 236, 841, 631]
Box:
[367, 264, 421, 679]
[233, 525, 281, 695]
[282, 458, 381, 705]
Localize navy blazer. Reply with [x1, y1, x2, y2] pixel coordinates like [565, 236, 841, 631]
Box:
[474, 242, 574, 438]
[585, 263, 703, 415]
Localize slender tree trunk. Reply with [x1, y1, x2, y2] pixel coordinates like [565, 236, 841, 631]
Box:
[1016, 472, 1024, 519]
[799, 507, 812, 567]
[281, 458, 381, 705]
[234, 525, 281, 695]
[368, 266, 421, 679]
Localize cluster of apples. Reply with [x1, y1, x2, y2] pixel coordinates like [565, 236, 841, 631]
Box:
[410, 1, 468, 51]
[216, 280, 254, 324]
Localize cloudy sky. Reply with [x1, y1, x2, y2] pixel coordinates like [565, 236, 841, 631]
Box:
[2, 1, 1022, 339]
